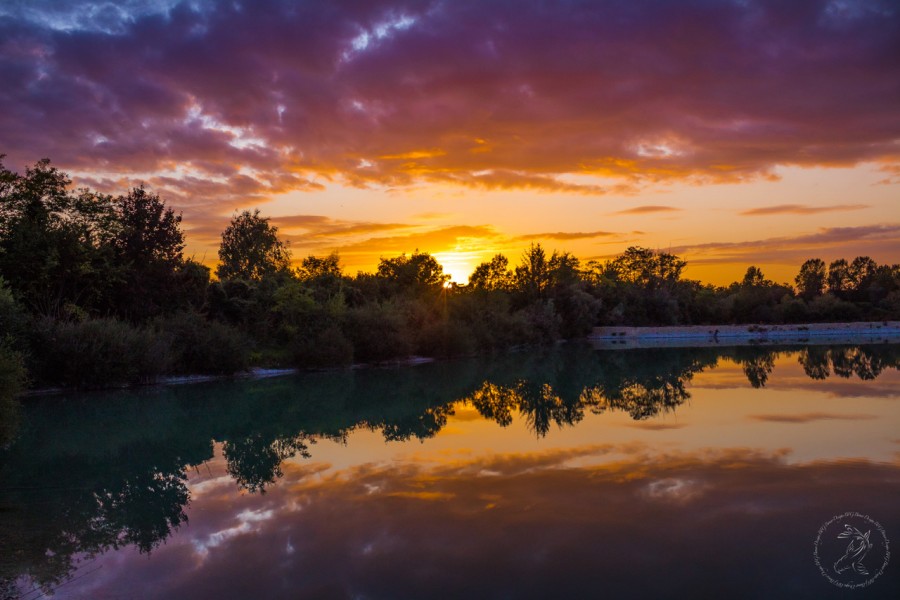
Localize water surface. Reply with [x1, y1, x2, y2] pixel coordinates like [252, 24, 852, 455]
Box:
[1, 343, 898, 599]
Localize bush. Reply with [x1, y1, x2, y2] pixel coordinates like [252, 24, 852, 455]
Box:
[292, 326, 354, 368]
[0, 277, 28, 345]
[519, 300, 562, 344]
[416, 319, 476, 358]
[32, 318, 170, 388]
[345, 303, 413, 363]
[154, 311, 250, 375]
[0, 343, 27, 446]
[808, 293, 862, 322]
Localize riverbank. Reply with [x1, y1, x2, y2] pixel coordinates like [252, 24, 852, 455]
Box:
[589, 321, 900, 349]
[21, 358, 439, 397]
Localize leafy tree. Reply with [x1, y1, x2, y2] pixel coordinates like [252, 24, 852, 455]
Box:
[548, 251, 581, 287]
[298, 251, 342, 281]
[795, 258, 826, 301]
[827, 258, 850, 296]
[111, 186, 188, 319]
[514, 243, 551, 300]
[741, 266, 768, 288]
[609, 246, 686, 290]
[297, 251, 345, 302]
[376, 250, 448, 295]
[847, 256, 877, 299]
[217, 209, 291, 281]
[114, 186, 184, 265]
[469, 254, 512, 291]
[0, 158, 117, 314]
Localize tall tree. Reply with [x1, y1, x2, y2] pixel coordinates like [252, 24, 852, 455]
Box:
[469, 254, 512, 291]
[795, 258, 826, 300]
[0, 158, 117, 314]
[111, 186, 188, 319]
[827, 259, 850, 297]
[514, 243, 551, 300]
[741, 266, 768, 288]
[114, 186, 184, 266]
[610, 246, 686, 290]
[376, 250, 448, 295]
[847, 256, 877, 298]
[217, 210, 291, 281]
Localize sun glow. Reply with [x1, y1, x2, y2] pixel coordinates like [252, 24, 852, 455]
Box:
[433, 250, 483, 284]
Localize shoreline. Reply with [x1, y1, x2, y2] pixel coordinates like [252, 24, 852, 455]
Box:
[589, 321, 900, 349]
[21, 323, 900, 396]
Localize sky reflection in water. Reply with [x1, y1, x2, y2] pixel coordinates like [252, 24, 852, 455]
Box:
[1, 344, 898, 599]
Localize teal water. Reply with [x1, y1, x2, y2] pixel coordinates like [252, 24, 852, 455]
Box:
[1, 343, 898, 599]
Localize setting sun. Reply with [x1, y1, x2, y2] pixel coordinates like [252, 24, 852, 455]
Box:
[2, 1, 899, 598]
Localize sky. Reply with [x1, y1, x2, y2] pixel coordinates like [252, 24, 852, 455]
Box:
[1, 0, 898, 284]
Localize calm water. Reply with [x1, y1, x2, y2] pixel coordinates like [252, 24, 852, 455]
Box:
[1, 343, 898, 599]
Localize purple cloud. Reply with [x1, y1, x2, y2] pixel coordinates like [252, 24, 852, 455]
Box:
[1, 0, 898, 207]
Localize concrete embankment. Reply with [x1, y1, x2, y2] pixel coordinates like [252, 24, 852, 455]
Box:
[589, 321, 900, 349]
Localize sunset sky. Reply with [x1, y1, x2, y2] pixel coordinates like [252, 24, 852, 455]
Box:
[1, 0, 898, 284]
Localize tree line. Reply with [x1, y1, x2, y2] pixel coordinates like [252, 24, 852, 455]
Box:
[1, 158, 898, 390]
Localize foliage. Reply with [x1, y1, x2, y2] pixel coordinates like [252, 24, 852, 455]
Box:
[514, 243, 552, 301]
[110, 186, 188, 319]
[795, 258, 826, 300]
[154, 311, 250, 375]
[346, 302, 414, 362]
[376, 250, 449, 297]
[469, 254, 512, 291]
[30, 318, 170, 388]
[0, 158, 118, 314]
[0, 341, 26, 446]
[217, 209, 291, 281]
[293, 326, 354, 368]
[1, 158, 899, 392]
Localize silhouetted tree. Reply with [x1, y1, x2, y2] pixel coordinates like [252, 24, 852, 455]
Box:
[111, 186, 189, 319]
[469, 254, 512, 291]
[376, 250, 448, 296]
[610, 246, 686, 289]
[0, 158, 117, 314]
[514, 243, 552, 301]
[795, 258, 826, 301]
[742, 266, 767, 288]
[217, 209, 291, 281]
[827, 258, 850, 297]
[847, 256, 877, 300]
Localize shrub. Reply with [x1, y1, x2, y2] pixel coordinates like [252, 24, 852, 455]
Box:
[32, 318, 170, 388]
[345, 303, 413, 363]
[0, 343, 25, 446]
[416, 319, 476, 359]
[154, 311, 250, 375]
[292, 326, 354, 368]
[519, 300, 562, 344]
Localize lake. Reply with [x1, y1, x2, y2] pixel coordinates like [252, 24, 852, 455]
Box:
[1, 343, 898, 599]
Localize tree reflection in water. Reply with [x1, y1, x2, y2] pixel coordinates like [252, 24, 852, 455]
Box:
[1, 343, 898, 595]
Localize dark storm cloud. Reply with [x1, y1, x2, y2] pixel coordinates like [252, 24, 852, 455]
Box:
[1, 0, 899, 204]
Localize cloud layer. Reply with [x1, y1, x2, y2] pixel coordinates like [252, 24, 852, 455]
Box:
[2, 0, 899, 205]
[55, 446, 900, 599]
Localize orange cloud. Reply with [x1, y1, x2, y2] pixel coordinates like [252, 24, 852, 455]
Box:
[516, 230, 618, 241]
[747, 412, 877, 423]
[740, 204, 869, 216]
[613, 205, 682, 215]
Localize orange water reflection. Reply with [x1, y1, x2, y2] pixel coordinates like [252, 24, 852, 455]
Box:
[3, 344, 899, 598]
[67, 445, 900, 599]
